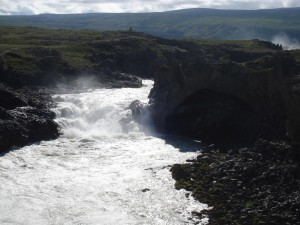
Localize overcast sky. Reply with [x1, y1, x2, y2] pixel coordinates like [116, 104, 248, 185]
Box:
[0, 0, 300, 15]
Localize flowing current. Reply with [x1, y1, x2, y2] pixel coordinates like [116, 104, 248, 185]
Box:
[0, 80, 207, 225]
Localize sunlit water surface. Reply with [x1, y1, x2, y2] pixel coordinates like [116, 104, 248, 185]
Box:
[0, 80, 207, 225]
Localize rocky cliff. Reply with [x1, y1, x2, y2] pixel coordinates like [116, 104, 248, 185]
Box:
[145, 40, 300, 224]
[0, 27, 188, 89]
[149, 44, 300, 147]
[286, 73, 300, 146]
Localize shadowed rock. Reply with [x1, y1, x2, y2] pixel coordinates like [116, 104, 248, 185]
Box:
[0, 84, 59, 153]
[149, 50, 299, 147]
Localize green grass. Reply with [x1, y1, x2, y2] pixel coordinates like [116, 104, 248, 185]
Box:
[0, 27, 157, 75]
[0, 26, 291, 85]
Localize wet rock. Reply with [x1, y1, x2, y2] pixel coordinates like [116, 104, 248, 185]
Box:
[171, 164, 191, 181]
[0, 120, 28, 151]
[129, 100, 146, 123]
[0, 83, 27, 109]
[171, 141, 300, 225]
[0, 83, 60, 153]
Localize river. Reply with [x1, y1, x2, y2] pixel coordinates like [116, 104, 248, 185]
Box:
[0, 80, 207, 225]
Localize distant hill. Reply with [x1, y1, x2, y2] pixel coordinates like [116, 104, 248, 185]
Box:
[0, 8, 300, 44]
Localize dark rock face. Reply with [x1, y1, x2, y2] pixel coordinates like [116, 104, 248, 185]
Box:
[0, 84, 27, 109]
[149, 51, 299, 146]
[0, 84, 59, 153]
[99, 70, 142, 88]
[165, 89, 261, 147]
[171, 140, 300, 225]
[148, 45, 300, 224]
[286, 75, 300, 145]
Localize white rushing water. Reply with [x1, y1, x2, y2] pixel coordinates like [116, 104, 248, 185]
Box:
[0, 80, 207, 225]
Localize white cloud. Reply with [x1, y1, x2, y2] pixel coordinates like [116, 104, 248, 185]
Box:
[0, 0, 299, 15]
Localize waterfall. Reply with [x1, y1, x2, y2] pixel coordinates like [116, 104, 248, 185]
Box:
[0, 80, 208, 225]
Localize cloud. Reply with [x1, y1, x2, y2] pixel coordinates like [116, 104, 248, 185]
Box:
[0, 0, 300, 15]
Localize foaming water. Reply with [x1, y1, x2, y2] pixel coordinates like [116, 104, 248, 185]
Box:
[0, 80, 207, 225]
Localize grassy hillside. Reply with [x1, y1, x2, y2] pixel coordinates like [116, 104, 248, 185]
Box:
[0, 26, 288, 88]
[0, 26, 192, 86]
[0, 8, 300, 42]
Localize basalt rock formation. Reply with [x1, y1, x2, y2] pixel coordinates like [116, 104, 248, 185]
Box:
[149, 46, 300, 147]
[146, 39, 300, 224]
[286, 73, 300, 146]
[0, 84, 59, 153]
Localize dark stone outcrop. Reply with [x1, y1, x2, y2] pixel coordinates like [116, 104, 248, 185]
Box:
[171, 140, 300, 225]
[286, 75, 300, 145]
[0, 84, 59, 153]
[129, 100, 147, 123]
[147, 42, 300, 224]
[99, 70, 142, 88]
[149, 50, 299, 147]
[165, 89, 261, 147]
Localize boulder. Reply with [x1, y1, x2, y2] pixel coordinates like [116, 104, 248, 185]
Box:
[129, 100, 146, 123]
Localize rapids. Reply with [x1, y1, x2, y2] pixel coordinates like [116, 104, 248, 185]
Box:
[0, 80, 207, 225]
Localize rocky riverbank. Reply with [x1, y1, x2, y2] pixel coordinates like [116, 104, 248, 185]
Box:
[146, 37, 300, 223]
[171, 140, 300, 225]
[0, 83, 59, 153]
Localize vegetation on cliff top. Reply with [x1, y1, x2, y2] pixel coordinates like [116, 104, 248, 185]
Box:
[0, 26, 160, 76]
[0, 26, 286, 88]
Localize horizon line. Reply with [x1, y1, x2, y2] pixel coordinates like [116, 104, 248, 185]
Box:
[1, 6, 300, 16]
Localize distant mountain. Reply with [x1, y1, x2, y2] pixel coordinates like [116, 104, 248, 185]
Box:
[1, 8, 300, 43]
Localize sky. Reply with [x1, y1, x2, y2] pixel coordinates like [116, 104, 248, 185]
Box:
[0, 0, 300, 15]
